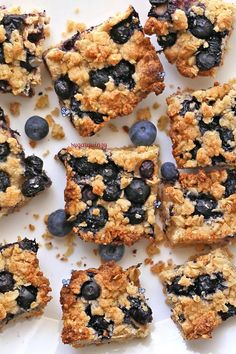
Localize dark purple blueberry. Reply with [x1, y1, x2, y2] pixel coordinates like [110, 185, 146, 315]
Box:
[211, 155, 226, 165]
[103, 182, 121, 201]
[125, 206, 145, 224]
[139, 160, 154, 179]
[128, 297, 153, 324]
[109, 12, 139, 44]
[194, 194, 217, 218]
[125, 178, 150, 204]
[0, 80, 10, 92]
[61, 32, 80, 51]
[47, 209, 73, 237]
[99, 162, 119, 182]
[19, 238, 38, 253]
[157, 33, 177, 48]
[189, 140, 201, 159]
[20, 53, 41, 72]
[193, 272, 226, 297]
[199, 116, 220, 135]
[167, 276, 188, 296]
[98, 244, 125, 262]
[0, 171, 10, 192]
[1, 15, 26, 37]
[80, 280, 101, 300]
[208, 36, 222, 65]
[129, 121, 157, 146]
[0, 271, 15, 293]
[179, 98, 200, 116]
[196, 50, 217, 71]
[25, 116, 49, 141]
[224, 170, 236, 197]
[0, 142, 10, 161]
[188, 15, 213, 39]
[54, 76, 74, 99]
[27, 27, 44, 43]
[21, 175, 49, 197]
[68, 156, 97, 176]
[219, 127, 234, 151]
[150, 0, 168, 4]
[16, 285, 38, 310]
[76, 206, 108, 232]
[81, 185, 98, 203]
[87, 111, 105, 124]
[161, 162, 179, 182]
[218, 303, 236, 321]
[0, 45, 5, 64]
[24, 155, 43, 177]
[89, 68, 110, 90]
[111, 60, 135, 90]
[88, 315, 114, 338]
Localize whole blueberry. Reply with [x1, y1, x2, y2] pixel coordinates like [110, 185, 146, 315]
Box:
[0, 171, 10, 192]
[188, 15, 214, 39]
[81, 185, 98, 203]
[125, 206, 145, 224]
[99, 162, 119, 182]
[129, 121, 157, 146]
[19, 238, 38, 253]
[54, 77, 74, 99]
[17, 285, 38, 310]
[110, 17, 134, 44]
[80, 280, 101, 300]
[89, 68, 110, 90]
[129, 297, 153, 324]
[125, 178, 150, 204]
[0, 142, 10, 161]
[139, 160, 154, 179]
[194, 194, 217, 218]
[157, 33, 177, 48]
[21, 175, 49, 197]
[98, 244, 125, 262]
[25, 116, 49, 141]
[111, 60, 135, 89]
[47, 209, 73, 237]
[196, 50, 216, 71]
[0, 271, 15, 293]
[161, 162, 179, 181]
[103, 182, 121, 201]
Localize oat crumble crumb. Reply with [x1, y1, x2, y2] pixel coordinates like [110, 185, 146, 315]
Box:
[45, 241, 53, 250]
[51, 107, 60, 117]
[28, 224, 35, 231]
[144, 257, 154, 265]
[122, 125, 129, 134]
[152, 102, 160, 110]
[136, 107, 151, 121]
[43, 150, 50, 157]
[157, 115, 169, 132]
[108, 123, 119, 132]
[29, 140, 37, 148]
[45, 114, 55, 127]
[35, 95, 49, 109]
[51, 123, 65, 140]
[146, 240, 160, 257]
[33, 214, 40, 220]
[151, 261, 165, 275]
[9, 102, 21, 117]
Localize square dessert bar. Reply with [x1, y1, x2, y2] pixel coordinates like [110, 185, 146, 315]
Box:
[0, 107, 51, 218]
[44, 6, 165, 137]
[0, 6, 49, 96]
[161, 168, 236, 245]
[168, 82, 236, 168]
[60, 262, 152, 347]
[144, 0, 235, 78]
[159, 248, 236, 339]
[58, 145, 159, 246]
[0, 238, 51, 330]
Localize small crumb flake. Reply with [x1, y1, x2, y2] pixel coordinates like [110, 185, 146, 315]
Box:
[152, 102, 160, 110]
[93, 249, 98, 256]
[63, 20, 86, 37]
[151, 261, 165, 275]
[45, 114, 54, 127]
[9, 102, 21, 117]
[146, 240, 160, 257]
[51, 107, 60, 117]
[51, 123, 65, 140]
[144, 257, 154, 266]
[108, 123, 119, 132]
[29, 140, 37, 148]
[136, 107, 151, 121]
[76, 261, 82, 267]
[33, 214, 39, 220]
[122, 125, 129, 134]
[43, 149, 50, 157]
[74, 8, 80, 14]
[157, 115, 169, 132]
[28, 224, 35, 232]
[44, 214, 49, 225]
[63, 233, 76, 258]
[35, 94, 49, 109]
[45, 241, 53, 250]
[42, 232, 53, 241]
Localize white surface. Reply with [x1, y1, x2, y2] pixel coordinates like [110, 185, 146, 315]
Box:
[0, 0, 236, 353]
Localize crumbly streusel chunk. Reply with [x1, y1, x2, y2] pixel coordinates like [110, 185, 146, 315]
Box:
[0, 238, 51, 330]
[44, 6, 165, 137]
[60, 262, 152, 347]
[159, 248, 236, 339]
[144, 0, 235, 78]
[0, 6, 49, 96]
[0, 107, 51, 218]
[57, 145, 159, 246]
[161, 169, 236, 245]
[168, 81, 236, 167]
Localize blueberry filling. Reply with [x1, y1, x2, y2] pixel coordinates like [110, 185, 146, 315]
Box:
[199, 115, 220, 135]
[128, 296, 153, 324]
[188, 15, 214, 39]
[0, 80, 10, 92]
[192, 193, 218, 219]
[20, 52, 41, 72]
[70, 98, 105, 125]
[102, 182, 121, 201]
[224, 170, 236, 197]
[86, 305, 114, 339]
[21, 175, 51, 197]
[61, 32, 80, 51]
[68, 156, 98, 176]
[18, 238, 38, 253]
[89, 68, 110, 90]
[218, 303, 236, 321]
[81, 185, 98, 203]
[125, 206, 145, 224]
[148, 0, 176, 21]
[0, 271, 15, 293]
[75, 205, 108, 232]
[0, 142, 10, 161]
[196, 35, 222, 71]
[189, 140, 201, 160]
[1, 15, 26, 38]
[16, 285, 38, 310]
[27, 26, 44, 43]
[110, 10, 140, 44]
[54, 76, 75, 100]
[80, 280, 101, 300]
[125, 178, 150, 204]
[0, 171, 10, 192]
[157, 33, 177, 48]
[99, 161, 120, 182]
[139, 160, 154, 179]
[0, 44, 5, 64]
[211, 155, 226, 165]
[179, 97, 200, 116]
[24, 155, 43, 177]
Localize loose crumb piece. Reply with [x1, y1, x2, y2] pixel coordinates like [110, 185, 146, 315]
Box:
[28, 224, 35, 232]
[63, 233, 76, 258]
[42, 231, 53, 241]
[151, 261, 165, 275]
[45, 242, 53, 250]
[146, 240, 160, 257]
[108, 123, 119, 132]
[76, 261, 82, 267]
[157, 115, 169, 132]
[29, 140, 37, 148]
[51, 107, 60, 117]
[35, 94, 49, 109]
[9, 102, 21, 117]
[152, 102, 160, 110]
[51, 123, 65, 140]
[135, 107, 151, 121]
[33, 214, 39, 220]
[43, 149, 50, 157]
[45, 86, 53, 91]
[44, 214, 49, 225]
[45, 114, 55, 127]
[122, 125, 129, 134]
[60, 256, 68, 262]
[144, 258, 154, 266]
[66, 20, 86, 33]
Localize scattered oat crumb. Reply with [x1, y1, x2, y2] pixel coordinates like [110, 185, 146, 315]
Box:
[66, 20, 86, 33]
[44, 214, 49, 225]
[9, 102, 21, 117]
[155, 225, 165, 243]
[44, 27, 50, 38]
[146, 241, 160, 257]
[42, 231, 53, 241]
[151, 261, 165, 275]
[122, 125, 129, 134]
[45, 114, 55, 127]
[43, 149, 50, 157]
[74, 7, 80, 14]
[132, 249, 137, 255]
[45, 242, 53, 250]
[93, 249, 98, 256]
[108, 123, 119, 132]
[45, 86, 53, 91]
[63, 234, 76, 258]
[28, 224, 35, 232]
[136, 107, 151, 121]
[35, 94, 49, 109]
[33, 214, 39, 220]
[152, 102, 160, 110]
[76, 261, 82, 267]
[144, 257, 154, 266]
[157, 115, 169, 132]
[51, 107, 60, 117]
[60, 256, 68, 262]
[29, 140, 37, 148]
[51, 123, 65, 140]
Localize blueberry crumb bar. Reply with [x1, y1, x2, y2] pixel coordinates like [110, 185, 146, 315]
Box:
[44, 6, 165, 137]
[0, 6, 49, 96]
[0, 107, 51, 218]
[161, 168, 236, 245]
[159, 248, 236, 339]
[0, 238, 51, 330]
[168, 82, 236, 168]
[144, 0, 235, 78]
[57, 145, 159, 246]
[60, 262, 152, 347]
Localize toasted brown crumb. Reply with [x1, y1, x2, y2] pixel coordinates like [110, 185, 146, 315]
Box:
[152, 102, 160, 110]
[63, 233, 76, 258]
[66, 20, 86, 33]
[144, 257, 154, 265]
[45, 114, 55, 127]
[51, 107, 60, 117]
[157, 115, 169, 132]
[45, 242, 53, 250]
[93, 249, 98, 256]
[76, 261, 82, 267]
[135, 107, 151, 121]
[9, 102, 21, 117]
[122, 125, 129, 134]
[194, 244, 207, 252]
[151, 261, 165, 275]
[35, 94, 49, 109]
[132, 249, 137, 255]
[28, 224, 35, 232]
[33, 214, 39, 220]
[44, 214, 49, 225]
[146, 240, 160, 257]
[29, 140, 37, 148]
[60, 256, 68, 262]
[155, 224, 165, 243]
[44, 27, 50, 38]
[42, 231, 53, 241]
[51, 123, 65, 140]
[108, 123, 119, 132]
[43, 149, 50, 157]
